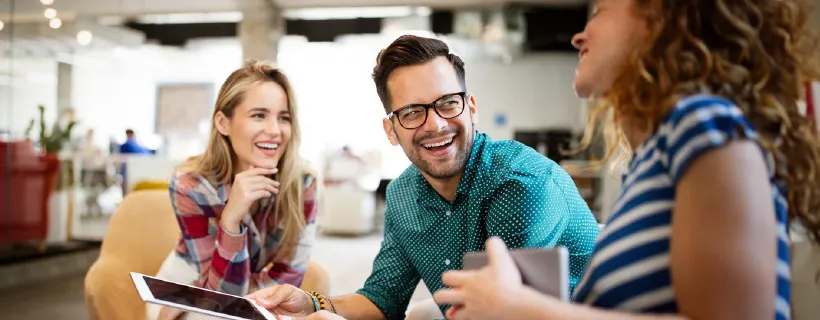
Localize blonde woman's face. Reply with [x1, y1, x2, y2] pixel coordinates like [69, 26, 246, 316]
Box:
[216, 81, 292, 173]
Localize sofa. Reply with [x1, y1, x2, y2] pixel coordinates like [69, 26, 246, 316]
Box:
[84, 189, 330, 320]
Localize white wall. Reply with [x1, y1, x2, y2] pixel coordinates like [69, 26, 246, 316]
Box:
[69, 39, 242, 151]
[467, 54, 583, 141]
[5, 35, 583, 179]
[0, 58, 58, 138]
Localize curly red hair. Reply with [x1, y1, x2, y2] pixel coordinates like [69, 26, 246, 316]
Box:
[582, 0, 820, 244]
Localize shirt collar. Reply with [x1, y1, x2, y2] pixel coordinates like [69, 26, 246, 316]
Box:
[416, 131, 486, 207]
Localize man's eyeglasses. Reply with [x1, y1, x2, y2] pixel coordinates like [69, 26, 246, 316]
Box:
[387, 92, 467, 130]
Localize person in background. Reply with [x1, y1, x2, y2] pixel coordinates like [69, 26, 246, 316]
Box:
[432, 0, 820, 319]
[119, 129, 152, 154]
[149, 61, 320, 320]
[245, 34, 600, 320]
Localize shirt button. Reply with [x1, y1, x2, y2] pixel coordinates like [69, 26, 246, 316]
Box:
[445, 210, 452, 216]
[445, 259, 451, 265]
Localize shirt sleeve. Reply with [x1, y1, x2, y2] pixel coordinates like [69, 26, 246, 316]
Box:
[485, 164, 598, 294]
[259, 175, 320, 288]
[664, 95, 764, 184]
[170, 174, 252, 296]
[356, 210, 420, 320]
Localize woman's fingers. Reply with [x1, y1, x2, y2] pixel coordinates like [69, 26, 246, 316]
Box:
[250, 190, 273, 200]
[243, 176, 280, 188]
[432, 288, 465, 306]
[440, 270, 475, 287]
[247, 181, 279, 195]
[238, 167, 278, 178]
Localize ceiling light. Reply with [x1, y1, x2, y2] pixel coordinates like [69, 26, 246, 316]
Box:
[44, 8, 57, 19]
[49, 18, 61, 29]
[41, 0, 54, 5]
[283, 6, 416, 20]
[135, 11, 242, 24]
[77, 30, 93, 46]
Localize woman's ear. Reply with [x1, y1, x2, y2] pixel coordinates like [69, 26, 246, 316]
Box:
[214, 111, 230, 136]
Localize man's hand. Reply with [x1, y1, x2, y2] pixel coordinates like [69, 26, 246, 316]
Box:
[245, 284, 314, 317]
[276, 311, 347, 320]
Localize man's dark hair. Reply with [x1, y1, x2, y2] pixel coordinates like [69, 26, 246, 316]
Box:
[125, 129, 134, 135]
[372, 35, 466, 113]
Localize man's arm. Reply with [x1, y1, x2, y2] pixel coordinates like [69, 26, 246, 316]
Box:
[249, 198, 420, 320]
[325, 293, 385, 320]
[350, 217, 421, 320]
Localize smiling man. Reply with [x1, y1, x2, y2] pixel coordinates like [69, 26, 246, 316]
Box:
[244, 35, 600, 320]
[359, 34, 600, 319]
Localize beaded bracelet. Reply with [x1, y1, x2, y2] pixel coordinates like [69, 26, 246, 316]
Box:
[308, 291, 336, 314]
[305, 290, 320, 312]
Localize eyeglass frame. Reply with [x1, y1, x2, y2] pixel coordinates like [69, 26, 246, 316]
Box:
[386, 92, 468, 130]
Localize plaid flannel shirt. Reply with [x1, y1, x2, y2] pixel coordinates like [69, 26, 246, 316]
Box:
[168, 170, 319, 296]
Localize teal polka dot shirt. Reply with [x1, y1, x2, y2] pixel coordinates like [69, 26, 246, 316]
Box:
[356, 132, 600, 319]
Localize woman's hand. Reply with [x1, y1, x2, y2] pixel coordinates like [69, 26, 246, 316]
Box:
[433, 237, 557, 320]
[221, 165, 279, 233]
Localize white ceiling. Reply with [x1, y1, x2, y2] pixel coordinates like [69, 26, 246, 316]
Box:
[0, 0, 588, 21]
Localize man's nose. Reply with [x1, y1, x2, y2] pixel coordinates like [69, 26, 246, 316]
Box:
[421, 107, 448, 131]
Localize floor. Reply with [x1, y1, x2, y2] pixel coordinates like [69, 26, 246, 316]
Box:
[0, 232, 431, 320]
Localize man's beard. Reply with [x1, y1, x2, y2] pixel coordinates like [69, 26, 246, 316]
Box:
[409, 126, 474, 180]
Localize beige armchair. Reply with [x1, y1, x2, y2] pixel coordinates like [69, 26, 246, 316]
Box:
[84, 189, 330, 320]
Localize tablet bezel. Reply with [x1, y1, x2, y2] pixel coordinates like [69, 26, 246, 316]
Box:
[129, 272, 275, 320]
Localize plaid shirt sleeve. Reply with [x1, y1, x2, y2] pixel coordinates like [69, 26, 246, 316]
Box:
[170, 173, 252, 295]
[257, 174, 320, 288]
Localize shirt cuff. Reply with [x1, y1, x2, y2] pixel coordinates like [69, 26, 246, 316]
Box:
[218, 223, 247, 253]
[356, 288, 399, 320]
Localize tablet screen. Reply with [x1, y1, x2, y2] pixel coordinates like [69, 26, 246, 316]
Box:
[142, 275, 267, 320]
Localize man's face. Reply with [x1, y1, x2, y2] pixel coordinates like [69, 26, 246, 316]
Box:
[382, 56, 477, 180]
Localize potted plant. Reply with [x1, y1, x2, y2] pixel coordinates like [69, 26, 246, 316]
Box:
[24, 105, 78, 243]
[25, 105, 78, 188]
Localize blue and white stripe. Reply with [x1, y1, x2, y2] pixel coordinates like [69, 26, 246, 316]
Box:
[574, 94, 791, 320]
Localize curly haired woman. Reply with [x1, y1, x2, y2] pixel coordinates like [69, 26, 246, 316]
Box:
[433, 0, 820, 319]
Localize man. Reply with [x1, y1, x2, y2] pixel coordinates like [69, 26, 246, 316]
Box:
[119, 129, 151, 154]
[247, 35, 600, 320]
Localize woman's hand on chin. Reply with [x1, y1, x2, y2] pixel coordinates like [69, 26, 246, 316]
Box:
[221, 165, 279, 232]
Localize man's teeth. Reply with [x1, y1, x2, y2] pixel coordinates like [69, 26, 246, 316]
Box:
[256, 143, 278, 150]
[423, 138, 453, 148]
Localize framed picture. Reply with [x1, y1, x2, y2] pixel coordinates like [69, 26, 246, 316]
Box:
[155, 83, 214, 136]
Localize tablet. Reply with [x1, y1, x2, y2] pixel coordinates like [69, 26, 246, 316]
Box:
[462, 246, 569, 301]
[130, 272, 276, 320]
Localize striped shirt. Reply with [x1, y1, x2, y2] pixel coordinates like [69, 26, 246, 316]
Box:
[164, 170, 319, 296]
[573, 94, 791, 320]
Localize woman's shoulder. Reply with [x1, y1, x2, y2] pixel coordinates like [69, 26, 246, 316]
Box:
[663, 94, 750, 134]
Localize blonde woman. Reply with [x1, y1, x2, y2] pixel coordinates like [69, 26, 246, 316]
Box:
[150, 61, 319, 319]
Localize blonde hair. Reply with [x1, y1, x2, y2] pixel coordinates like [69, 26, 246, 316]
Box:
[181, 60, 307, 259]
[581, 0, 820, 244]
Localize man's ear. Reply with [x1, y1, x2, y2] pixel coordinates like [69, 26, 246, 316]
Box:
[467, 94, 478, 126]
[214, 111, 230, 136]
[383, 118, 400, 146]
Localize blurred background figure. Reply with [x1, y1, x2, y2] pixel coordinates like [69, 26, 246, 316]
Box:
[119, 129, 152, 155]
